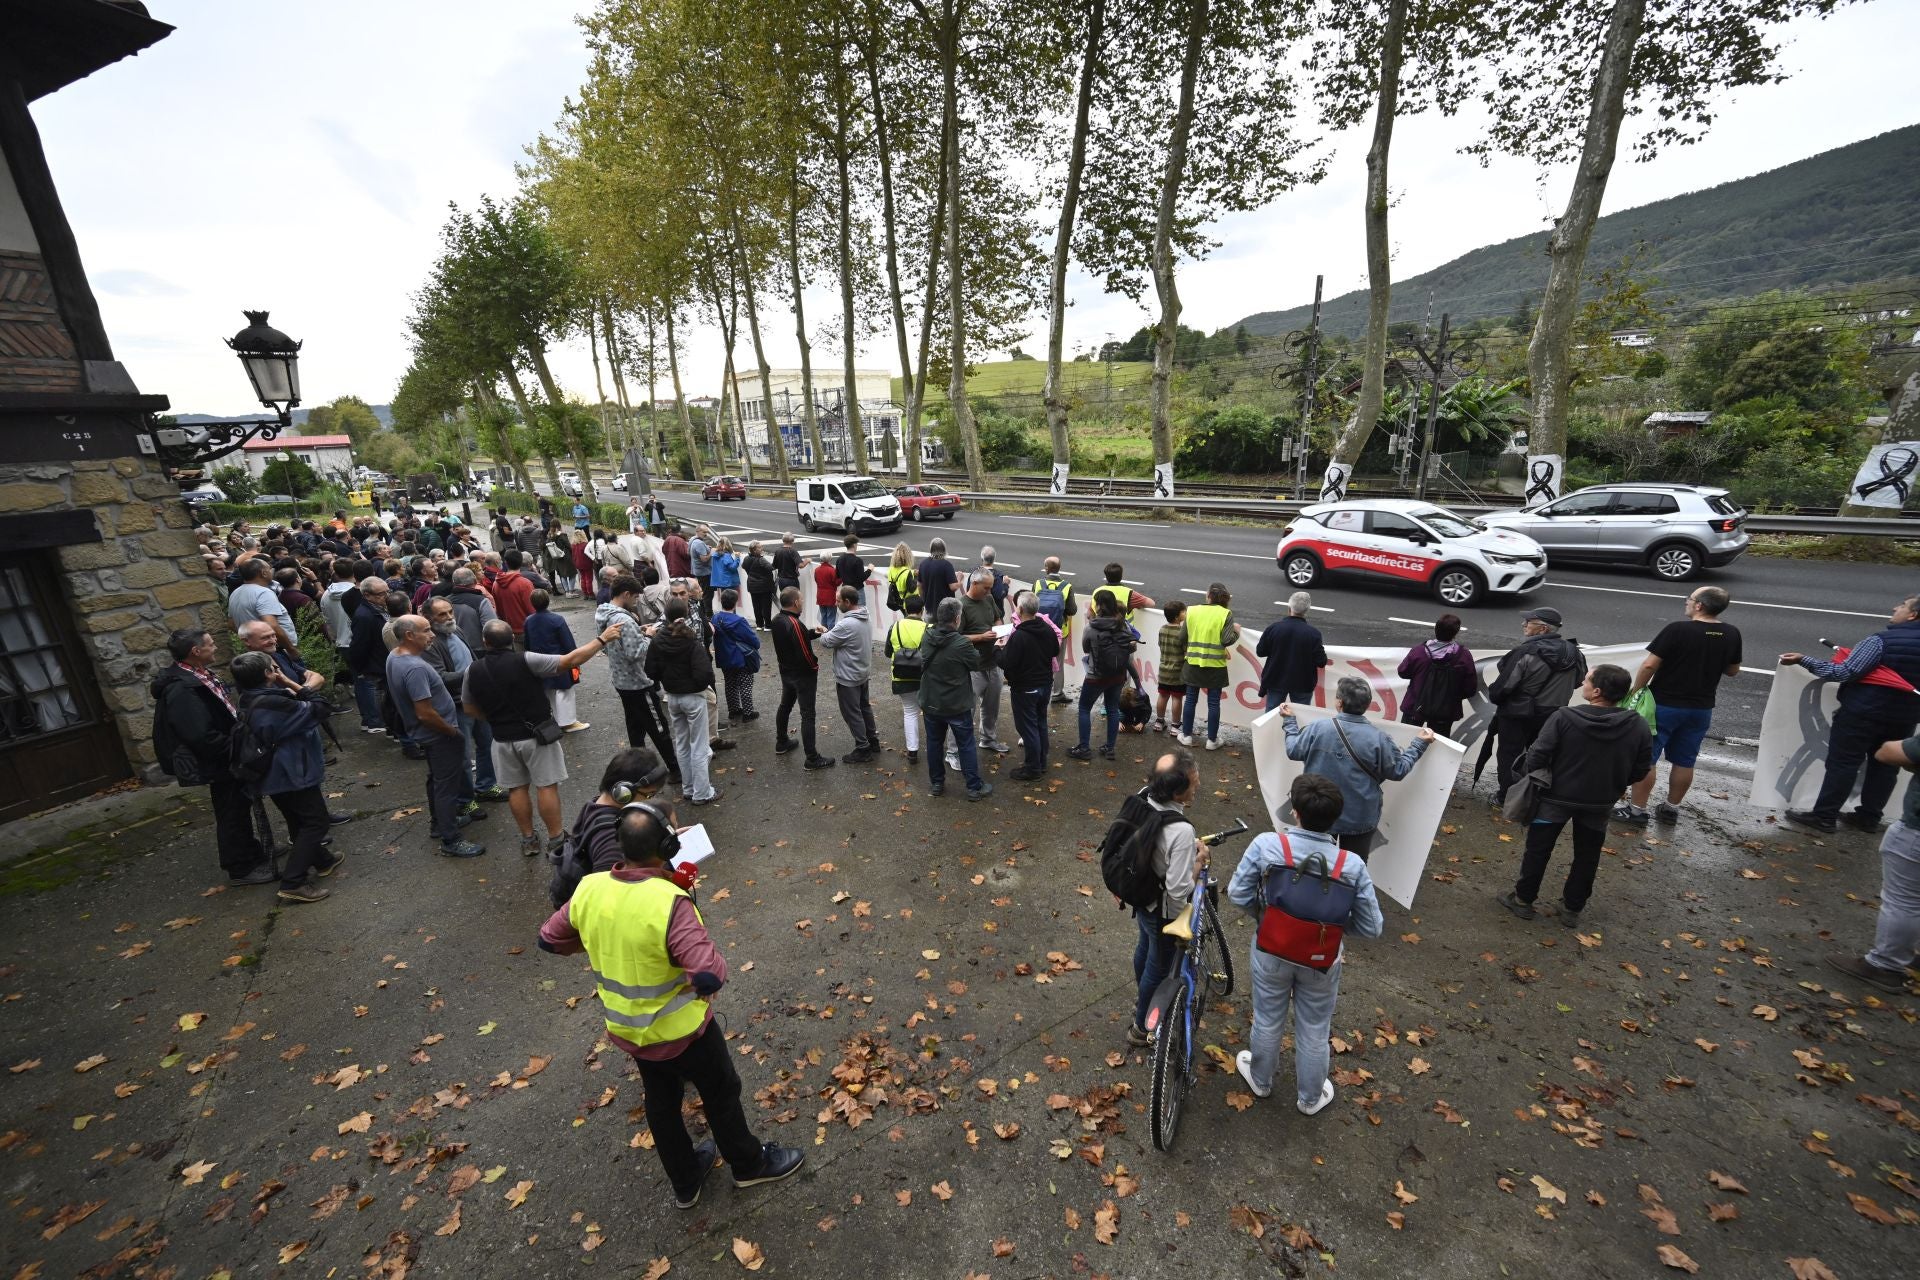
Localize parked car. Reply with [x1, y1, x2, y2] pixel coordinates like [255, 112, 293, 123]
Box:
[557, 470, 583, 497]
[702, 475, 748, 501]
[180, 484, 226, 504]
[611, 472, 628, 492]
[252, 493, 297, 505]
[1277, 498, 1547, 609]
[893, 483, 964, 521]
[1475, 482, 1749, 582]
[795, 475, 902, 535]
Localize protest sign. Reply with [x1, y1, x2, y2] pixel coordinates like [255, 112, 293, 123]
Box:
[1749, 662, 1912, 813]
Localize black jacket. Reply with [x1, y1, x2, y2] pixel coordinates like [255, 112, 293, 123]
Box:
[150, 665, 236, 782]
[835, 552, 867, 591]
[772, 546, 803, 586]
[743, 552, 775, 593]
[770, 610, 819, 677]
[999, 616, 1060, 690]
[1523, 703, 1653, 813]
[645, 622, 714, 695]
[1255, 615, 1328, 697]
[348, 602, 389, 678]
[1487, 632, 1586, 720]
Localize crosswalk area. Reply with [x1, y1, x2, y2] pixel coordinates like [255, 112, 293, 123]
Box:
[699, 520, 1027, 570]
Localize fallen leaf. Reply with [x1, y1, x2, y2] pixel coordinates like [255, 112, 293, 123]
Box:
[930, 1180, 954, 1201]
[505, 1180, 534, 1208]
[338, 1112, 373, 1135]
[73, 1054, 107, 1073]
[435, 1201, 462, 1237]
[481, 1166, 507, 1184]
[581, 1230, 604, 1252]
[895, 1189, 912, 1206]
[921, 949, 941, 960]
[1065, 1206, 1082, 1230]
[309, 1185, 351, 1220]
[181, 1159, 218, 1185]
[1409, 1057, 1431, 1076]
[177, 1012, 205, 1031]
[1655, 1244, 1699, 1274]
[9, 1059, 39, 1074]
[446, 1166, 482, 1197]
[1386, 1210, 1406, 1230]
[1707, 1202, 1739, 1222]
[278, 1240, 310, 1265]
[732, 1237, 766, 1271]
[1752, 1004, 1779, 1021]
[1394, 1180, 1419, 1205]
[640, 1261, 671, 1280]
[476, 1021, 497, 1036]
[1642, 1205, 1681, 1235]
[992, 1122, 1021, 1140]
[1225, 1091, 1255, 1112]
[1531, 1175, 1566, 1204]
[1693, 1038, 1718, 1054]
[1847, 1192, 1898, 1225]
[992, 1236, 1015, 1257]
[1707, 1170, 1749, 1194]
[1093, 1199, 1119, 1245]
[1787, 1259, 1839, 1280]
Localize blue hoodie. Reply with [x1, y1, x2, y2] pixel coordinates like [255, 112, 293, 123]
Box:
[238, 689, 326, 795]
[713, 609, 761, 671]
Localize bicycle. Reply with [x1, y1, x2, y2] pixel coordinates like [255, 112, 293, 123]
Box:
[1146, 817, 1250, 1152]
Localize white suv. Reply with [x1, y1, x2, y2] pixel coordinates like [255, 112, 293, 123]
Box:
[1475, 483, 1749, 581]
[1277, 499, 1548, 608]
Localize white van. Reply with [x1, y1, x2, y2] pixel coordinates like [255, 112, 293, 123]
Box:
[795, 474, 903, 535]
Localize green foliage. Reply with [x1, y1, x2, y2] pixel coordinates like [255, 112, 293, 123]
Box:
[260, 455, 321, 498]
[302, 395, 384, 448]
[210, 465, 257, 504]
[1726, 438, 1858, 510]
[1174, 406, 1286, 472]
[205, 500, 348, 523]
[359, 430, 423, 479]
[1675, 294, 1871, 414]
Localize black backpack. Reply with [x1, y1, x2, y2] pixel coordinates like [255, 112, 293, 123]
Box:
[228, 698, 280, 795]
[1089, 624, 1135, 681]
[1099, 788, 1190, 911]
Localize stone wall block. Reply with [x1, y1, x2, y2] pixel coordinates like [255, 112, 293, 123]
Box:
[58, 541, 128, 571]
[80, 609, 144, 634]
[120, 622, 167, 653]
[104, 684, 148, 713]
[152, 578, 215, 609]
[139, 529, 199, 558]
[70, 460, 111, 472]
[70, 472, 130, 506]
[72, 590, 148, 614]
[0, 481, 67, 511]
[112, 459, 142, 478]
[119, 559, 181, 589]
[115, 504, 158, 534]
[130, 474, 183, 501]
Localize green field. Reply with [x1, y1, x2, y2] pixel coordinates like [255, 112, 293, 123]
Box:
[894, 358, 1152, 406]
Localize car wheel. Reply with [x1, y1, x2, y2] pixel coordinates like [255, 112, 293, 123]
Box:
[801, 516, 814, 532]
[1282, 552, 1320, 588]
[911, 507, 923, 521]
[1432, 565, 1485, 608]
[1650, 542, 1701, 581]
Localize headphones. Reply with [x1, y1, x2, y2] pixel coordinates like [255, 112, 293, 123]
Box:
[617, 800, 681, 862]
[607, 761, 672, 805]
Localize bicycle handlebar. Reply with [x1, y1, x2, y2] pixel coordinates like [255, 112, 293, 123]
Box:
[1197, 817, 1252, 846]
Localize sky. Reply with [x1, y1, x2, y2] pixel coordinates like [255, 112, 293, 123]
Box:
[30, 1, 1920, 418]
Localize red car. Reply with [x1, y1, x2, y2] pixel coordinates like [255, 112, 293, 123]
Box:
[701, 475, 747, 501]
[893, 483, 963, 521]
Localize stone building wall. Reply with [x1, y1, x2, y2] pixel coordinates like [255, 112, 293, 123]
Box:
[0, 452, 226, 773]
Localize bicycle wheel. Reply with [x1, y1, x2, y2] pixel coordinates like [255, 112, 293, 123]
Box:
[1200, 892, 1235, 1000]
[1149, 980, 1192, 1152]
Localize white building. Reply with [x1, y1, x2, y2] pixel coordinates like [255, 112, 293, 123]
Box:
[239, 434, 355, 484]
[730, 369, 936, 471]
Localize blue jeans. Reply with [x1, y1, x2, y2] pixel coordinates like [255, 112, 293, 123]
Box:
[1132, 908, 1175, 1031]
[1869, 821, 1920, 972]
[925, 712, 983, 792]
[459, 709, 495, 793]
[1246, 946, 1343, 1108]
[1263, 689, 1311, 712]
[1010, 687, 1049, 774]
[819, 605, 838, 631]
[352, 673, 385, 731]
[1182, 684, 1223, 739]
[1078, 681, 1120, 752]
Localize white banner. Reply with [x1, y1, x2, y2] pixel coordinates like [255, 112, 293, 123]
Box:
[1250, 706, 1465, 910]
[1523, 453, 1564, 506]
[1050, 464, 1070, 497]
[1152, 463, 1174, 500]
[1848, 440, 1920, 510]
[1318, 463, 1351, 503]
[1748, 662, 1912, 813]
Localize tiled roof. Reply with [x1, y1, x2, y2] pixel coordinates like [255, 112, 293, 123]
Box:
[242, 434, 353, 449]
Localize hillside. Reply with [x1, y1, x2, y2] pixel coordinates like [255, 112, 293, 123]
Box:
[1233, 124, 1920, 340]
[893, 358, 1152, 406]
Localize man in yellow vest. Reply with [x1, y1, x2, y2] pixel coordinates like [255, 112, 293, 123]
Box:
[1179, 582, 1240, 751]
[1033, 556, 1078, 704]
[1091, 561, 1155, 624]
[540, 804, 803, 1209]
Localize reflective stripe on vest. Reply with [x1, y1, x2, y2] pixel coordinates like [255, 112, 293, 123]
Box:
[1185, 604, 1231, 668]
[1092, 584, 1133, 623]
[567, 872, 710, 1049]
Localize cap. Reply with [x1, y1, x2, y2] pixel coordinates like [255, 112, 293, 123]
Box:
[1520, 607, 1563, 627]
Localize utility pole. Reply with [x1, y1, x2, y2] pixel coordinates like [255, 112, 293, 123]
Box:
[1293, 274, 1324, 500]
[1411, 312, 1451, 501]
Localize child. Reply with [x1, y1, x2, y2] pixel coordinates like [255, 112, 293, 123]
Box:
[1117, 674, 1153, 733]
[1154, 600, 1188, 733]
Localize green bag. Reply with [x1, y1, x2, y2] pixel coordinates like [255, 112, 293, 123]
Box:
[1624, 687, 1658, 732]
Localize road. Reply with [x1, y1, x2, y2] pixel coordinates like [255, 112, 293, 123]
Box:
[631, 488, 1909, 754]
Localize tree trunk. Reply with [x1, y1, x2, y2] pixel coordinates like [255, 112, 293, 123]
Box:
[1329, 0, 1407, 471]
[833, 59, 869, 476]
[942, 0, 984, 490]
[862, 14, 914, 479]
[665, 307, 703, 478]
[719, 272, 754, 485]
[786, 160, 825, 472]
[1147, 0, 1211, 498]
[587, 305, 618, 476]
[525, 343, 596, 496]
[641, 309, 666, 476]
[1840, 371, 1920, 519]
[905, 95, 952, 487]
[1043, 0, 1105, 495]
[1524, 0, 1646, 502]
[734, 224, 791, 485]
[501, 365, 564, 494]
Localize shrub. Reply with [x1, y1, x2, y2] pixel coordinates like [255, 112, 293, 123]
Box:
[1174, 406, 1286, 473]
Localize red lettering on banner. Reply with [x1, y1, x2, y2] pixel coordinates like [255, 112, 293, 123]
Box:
[1348, 658, 1399, 720]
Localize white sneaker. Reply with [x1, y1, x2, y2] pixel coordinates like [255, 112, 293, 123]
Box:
[1174, 732, 1195, 747]
[944, 753, 961, 771]
[1234, 1050, 1270, 1099]
[1205, 738, 1221, 752]
[1297, 1078, 1335, 1116]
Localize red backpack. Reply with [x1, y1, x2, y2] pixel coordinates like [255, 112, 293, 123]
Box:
[1255, 833, 1357, 971]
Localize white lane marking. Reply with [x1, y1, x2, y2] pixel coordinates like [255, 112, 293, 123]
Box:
[1739, 666, 1779, 676]
[1389, 616, 1464, 630]
[1179, 587, 1206, 595]
[998, 514, 1171, 529]
[1275, 602, 1336, 612]
[940, 527, 1275, 560]
[1549, 581, 1884, 620]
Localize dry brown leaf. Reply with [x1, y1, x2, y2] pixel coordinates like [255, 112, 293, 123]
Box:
[731, 1237, 766, 1271]
[72, 1054, 107, 1073]
[1409, 1057, 1431, 1075]
[278, 1240, 310, 1265]
[1224, 1091, 1255, 1113]
[1393, 1180, 1419, 1205]
[1386, 1211, 1406, 1230]
[1706, 1202, 1739, 1222]
[1693, 1038, 1718, 1054]
[1707, 1170, 1748, 1194]
[1847, 1192, 1898, 1225]
[446, 1165, 481, 1197]
[434, 1201, 462, 1237]
[930, 1180, 955, 1202]
[505, 1179, 534, 1208]
[1655, 1244, 1699, 1274]
[180, 1159, 217, 1186]
[991, 1236, 1015, 1257]
[1531, 1175, 1566, 1204]
[1642, 1205, 1681, 1236]
[1787, 1259, 1839, 1280]
[895, 1189, 912, 1207]
[338, 1111, 373, 1135]
[639, 1260, 671, 1280]
[1064, 1206, 1081, 1229]
[992, 1122, 1020, 1140]
[1093, 1199, 1119, 1245]
[309, 1185, 351, 1220]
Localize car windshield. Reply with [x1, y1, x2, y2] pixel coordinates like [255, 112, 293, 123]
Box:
[840, 479, 886, 500]
[1411, 508, 1479, 539]
[920, 485, 948, 495]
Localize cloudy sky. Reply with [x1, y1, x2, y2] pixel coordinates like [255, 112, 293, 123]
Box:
[31, 1, 1920, 417]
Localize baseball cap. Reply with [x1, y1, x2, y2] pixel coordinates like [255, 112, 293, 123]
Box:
[1520, 607, 1563, 627]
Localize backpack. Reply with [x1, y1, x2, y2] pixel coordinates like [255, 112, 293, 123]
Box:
[154, 680, 212, 786]
[547, 818, 596, 909]
[1255, 834, 1358, 970]
[886, 570, 904, 613]
[1099, 788, 1190, 911]
[1034, 577, 1067, 626]
[227, 700, 279, 796]
[1089, 624, 1134, 681]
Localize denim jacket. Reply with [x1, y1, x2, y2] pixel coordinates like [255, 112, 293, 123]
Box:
[1281, 712, 1427, 835]
[1227, 826, 1384, 966]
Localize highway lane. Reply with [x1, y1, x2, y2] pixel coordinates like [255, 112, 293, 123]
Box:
[614, 489, 1913, 753]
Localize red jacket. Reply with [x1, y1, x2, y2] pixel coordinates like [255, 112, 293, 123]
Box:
[813, 560, 839, 608]
[493, 570, 535, 635]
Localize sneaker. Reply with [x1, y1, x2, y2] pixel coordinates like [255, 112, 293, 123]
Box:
[674, 1140, 719, 1210]
[474, 786, 508, 802]
[1784, 809, 1838, 833]
[1174, 732, 1195, 747]
[1297, 1079, 1336, 1116]
[1125, 1022, 1151, 1048]
[1611, 803, 1649, 825]
[690, 792, 722, 806]
[456, 804, 487, 828]
[906, 750, 919, 765]
[361, 726, 387, 735]
[804, 755, 836, 770]
[564, 721, 591, 734]
[1051, 693, 1071, 705]
[1068, 745, 1092, 761]
[227, 864, 278, 887]
[984, 740, 1010, 755]
[315, 851, 345, 877]
[774, 736, 799, 754]
[1234, 1050, 1271, 1099]
[742, 710, 761, 721]
[1099, 745, 1115, 761]
[944, 752, 960, 772]
[1824, 951, 1909, 993]
[1008, 768, 1039, 782]
[1496, 890, 1535, 921]
[929, 783, 945, 798]
[1557, 902, 1583, 930]
[966, 783, 994, 802]
[1653, 802, 1681, 823]
[732, 1142, 804, 1189]
[1151, 718, 1166, 733]
[401, 743, 428, 761]
[276, 883, 330, 905]
[842, 748, 876, 764]
[715, 720, 733, 733]
[711, 739, 738, 752]
[1205, 738, 1221, 752]
[520, 834, 543, 857]
[439, 840, 487, 858]
[327, 811, 354, 826]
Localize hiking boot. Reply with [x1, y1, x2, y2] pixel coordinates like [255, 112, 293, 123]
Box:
[520, 834, 543, 857]
[1824, 952, 1908, 993]
[1125, 1022, 1152, 1048]
[456, 804, 487, 827]
[228, 864, 277, 887]
[474, 786, 508, 802]
[966, 783, 994, 802]
[1298, 1079, 1336, 1116]
[774, 736, 799, 754]
[843, 748, 876, 764]
[1556, 902, 1583, 930]
[906, 749, 919, 765]
[439, 839, 487, 858]
[804, 754, 836, 770]
[1653, 802, 1681, 823]
[547, 834, 567, 856]
[1611, 803, 1649, 825]
[674, 1140, 719, 1210]
[315, 851, 345, 877]
[1067, 745, 1092, 761]
[277, 883, 330, 905]
[1234, 1050, 1271, 1099]
[1496, 890, 1535, 921]
[731, 1142, 805, 1189]
[929, 783, 945, 798]
[1784, 809, 1837, 833]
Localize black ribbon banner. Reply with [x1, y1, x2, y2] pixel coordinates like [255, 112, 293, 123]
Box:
[1319, 466, 1348, 503]
[1154, 468, 1171, 498]
[1855, 447, 1918, 505]
[1524, 458, 1559, 504]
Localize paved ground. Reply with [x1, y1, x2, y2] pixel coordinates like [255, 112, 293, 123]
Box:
[4, 591, 1917, 1279]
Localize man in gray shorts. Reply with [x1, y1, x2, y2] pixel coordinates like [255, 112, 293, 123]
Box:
[464, 617, 624, 856]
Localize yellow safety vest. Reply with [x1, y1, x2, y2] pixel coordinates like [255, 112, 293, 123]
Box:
[1185, 604, 1232, 669]
[888, 563, 916, 604]
[889, 617, 928, 680]
[567, 872, 710, 1050]
[1092, 583, 1133, 623]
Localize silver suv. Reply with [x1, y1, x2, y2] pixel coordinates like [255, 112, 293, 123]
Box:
[1475, 483, 1749, 582]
